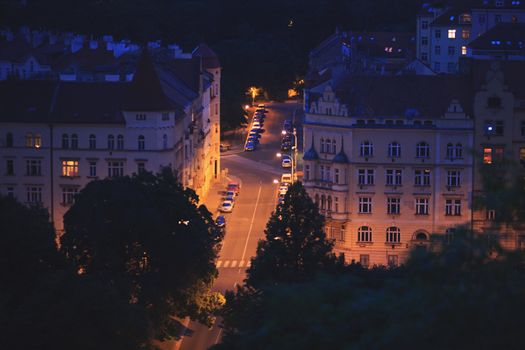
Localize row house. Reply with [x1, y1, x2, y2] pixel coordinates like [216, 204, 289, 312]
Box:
[0, 48, 221, 232]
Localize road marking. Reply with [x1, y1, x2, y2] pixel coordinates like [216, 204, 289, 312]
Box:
[238, 260, 244, 267]
[216, 260, 223, 268]
[224, 260, 230, 268]
[240, 184, 262, 264]
[214, 326, 223, 344]
[231, 260, 237, 267]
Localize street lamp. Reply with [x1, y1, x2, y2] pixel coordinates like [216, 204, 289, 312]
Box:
[273, 179, 279, 184]
[247, 86, 259, 105]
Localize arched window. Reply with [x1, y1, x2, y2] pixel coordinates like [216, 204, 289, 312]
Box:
[446, 143, 454, 159]
[6, 132, 13, 147]
[331, 139, 336, 154]
[107, 135, 115, 150]
[163, 134, 168, 149]
[321, 195, 326, 210]
[455, 143, 463, 158]
[386, 226, 401, 243]
[117, 135, 124, 150]
[388, 142, 401, 158]
[327, 196, 332, 212]
[71, 134, 78, 149]
[138, 135, 145, 150]
[89, 134, 96, 149]
[360, 141, 373, 157]
[358, 226, 372, 242]
[320, 138, 325, 153]
[62, 134, 69, 149]
[415, 231, 428, 241]
[416, 142, 430, 158]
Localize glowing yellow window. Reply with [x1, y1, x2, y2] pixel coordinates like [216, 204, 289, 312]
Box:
[461, 46, 467, 55]
[62, 160, 79, 177]
[483, 148, 492, 164]
[448, 29, 456, 39]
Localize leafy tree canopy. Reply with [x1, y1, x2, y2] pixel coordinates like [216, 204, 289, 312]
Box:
[60, 169, 224, 341]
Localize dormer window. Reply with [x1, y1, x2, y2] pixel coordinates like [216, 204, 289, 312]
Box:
[136, 113, 146, 121]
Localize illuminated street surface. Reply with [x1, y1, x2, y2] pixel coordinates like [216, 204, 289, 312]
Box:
[177, 102, 302, 350]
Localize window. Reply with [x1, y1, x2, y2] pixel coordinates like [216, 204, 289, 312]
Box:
[26, 133, 33, 148]
[483, 147, 493, 164]
[386, 227, 401, 243]
[386, 169, 402, 186]
[89, 161, 97, 177]
[387, 197, 401, 214]
[479, 14, 486, 23]
[6, 132, 13, 147]
[415, 198, 429, 215]
[136, 113, 146, 121]
[358, 169, 374, 185]
[321, 195, 326, 210]
[519, 148, 525, 167]
[387, 255, 399, 267]
[415, 169, 431, 186]
[331, 139, 336, 154]
[6, 186, 14, 198]
[448, 29, 456, 39]
[137, 162, 146, 173]
[34, 134, 41, 148]
[26, 159, 42, 176]
[6, 159, 14, 175]
[487, 97, 502, 109]
[71, 134, 78, 149]
[461, 29, 470, 39]
[448, 46, 455, 55]
[320, 138, 325, 153]
[358, 197, 372, 214]
[495, 14, 502, 22]
[163, 134, 168, 149]
[455, 143, 463, 158]
[26, 186, 42, 203]
[61, 160, 79, 177]
[416, 142, 430, 158]
[108, 161, 124, 177]
[340, 223, 346, 241]
[358, 226, 372, 242]
[138, 135, 145, 150]
[360, 141, 373, 157]
[487, 209, 496, 221]
[162, 112, 169, 121]
[325, 139, 332, 154]
[421, 36, 428, 46]
[447, 170, 461, 187]
[435, 29, 441, 39]
[445, 199, 461, 216]
[388, 142, 401, 158]
[89, 134, 96, 149]
[461, 46, 467, 55]
[421, 53, 428, 61]
[62, 187, 78, 205]
[327, 196, 332, 212]
[359, 254, 370, 268]
[446, 143, 455, 159]
[107, 135, 115, 150]
[445, 228, 455, 245]
[434, 62, 441, 72]
[305, 165, 310, 180]
[422, 20, 428, 29]
[334, 197, 339, 212]
[117, 135, 124, 150]
[435, 45, 441, 55]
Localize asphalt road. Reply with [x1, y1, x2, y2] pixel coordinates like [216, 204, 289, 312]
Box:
[177, 101, 302, 350]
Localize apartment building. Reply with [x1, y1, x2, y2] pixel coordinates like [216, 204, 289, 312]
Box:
[0, 48, 221, 232]
[302, 76, 474, 266]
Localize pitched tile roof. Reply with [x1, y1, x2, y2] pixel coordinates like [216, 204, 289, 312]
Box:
[468, 23, 525, 51]
[192, 43, 220, 69]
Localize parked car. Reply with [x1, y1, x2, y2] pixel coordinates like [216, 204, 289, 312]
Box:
[281, 156, 292, 168]
[279, 185, 289, 195]
[283, 119, 292, 132]
[225, 190, 236, 202]
[227, 182, 241, 195]
[248, 136, 259, 144]
[257, 104, 266, 109]
[220, 144, 231, 152]
[252, 121, 261, 129]
[219, 200, 234, 213]
[281, 141, 291, 151]
[245, 140, 255, 151]
[281, 173, 293, 184]
[216, 215, 226, 228]
[277, 194, 285, 205]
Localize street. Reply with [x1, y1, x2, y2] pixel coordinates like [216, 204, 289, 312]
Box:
[177, 101, 302, 350]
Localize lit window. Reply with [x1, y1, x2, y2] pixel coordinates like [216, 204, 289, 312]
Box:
[483, 147, 493, 164]
[34, 134, 42, 148]
[461, 46, 467, 55]
[62, 160, 79, 177]
[26, 133, 34, 148]
[448, 29, 456, 39]
[461, 29, 470, 39]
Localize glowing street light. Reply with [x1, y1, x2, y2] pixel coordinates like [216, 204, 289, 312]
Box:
[247, 86, 260, 105]
[244, 104, 250, 110]
[273, 179, 279, 184]
[281, 130, 287, 136]
[276, 152, 282, 158]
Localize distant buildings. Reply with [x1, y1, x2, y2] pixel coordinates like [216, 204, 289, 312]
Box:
[304, 0, 525, 265]
[0, 43, 221, 232]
